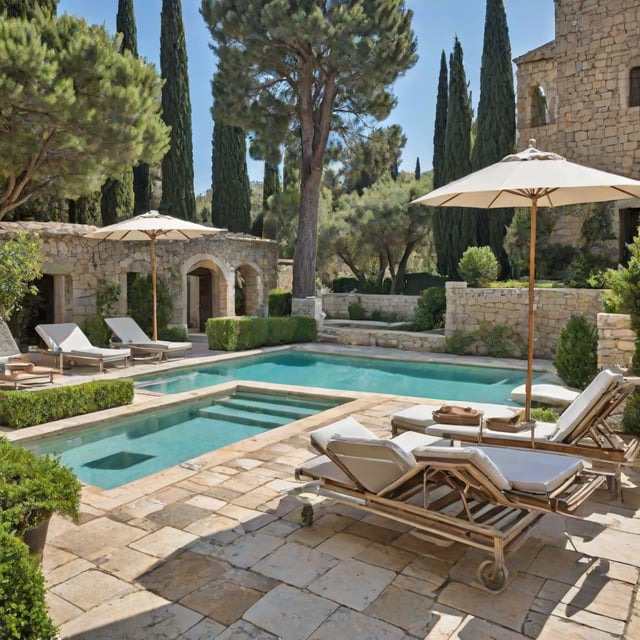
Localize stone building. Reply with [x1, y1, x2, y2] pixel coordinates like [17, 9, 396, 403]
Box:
[0, 221, 278, 337]
[514, 0, 640, 261]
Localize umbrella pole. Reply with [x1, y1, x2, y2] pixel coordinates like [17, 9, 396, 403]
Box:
[525, 198, 538, 438]
[150, 237, 158, 341]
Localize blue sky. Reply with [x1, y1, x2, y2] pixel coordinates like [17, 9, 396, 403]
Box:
[57, 1, 556, 195]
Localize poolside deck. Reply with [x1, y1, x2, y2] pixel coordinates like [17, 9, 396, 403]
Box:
[8, 339, 640, 638]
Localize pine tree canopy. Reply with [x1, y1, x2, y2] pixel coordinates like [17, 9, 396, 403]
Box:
[0, 0, 57, 19]
[0, 13, 170, 220]
[201, 0, 417, 297]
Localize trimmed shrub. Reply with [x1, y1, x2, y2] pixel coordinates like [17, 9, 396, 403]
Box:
[458, 246, 499, 287]
[160, 325, 189, 341]
[266, 317, 297, 345]
[0, 379, 134, 429]
[412, 287, 446, 331]
[552, 315, 597, 390]
[206, 316, 316, 350]
[403, 272, 446, 295]
[291, 316, 317, 342]
[268, 288, 292, 317]
[0, 529, 58, 639]
[332, 277, 360, 293]
[348, 302, 367, 320]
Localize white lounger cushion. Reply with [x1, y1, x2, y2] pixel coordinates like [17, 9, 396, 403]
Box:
[105, 317, 191, 351]
[36, 323, 131, 360]
[550, 369, 622, 441]
[392, 402, 521, 432]
[510, 383, 579, 407]
[310, 416, 449, 455]
[425, 420, 558, 441]
[413, 445, 584, 494]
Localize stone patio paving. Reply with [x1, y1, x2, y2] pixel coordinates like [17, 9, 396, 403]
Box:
[34, 387, 640, 640]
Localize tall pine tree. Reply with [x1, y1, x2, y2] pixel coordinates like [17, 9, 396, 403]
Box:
[441, 37, 475, 279]
[1, 0, 57, 17]
[471, 0, 516, 277]
[160, 0, 196, 220]
[254, 161, 281, 238]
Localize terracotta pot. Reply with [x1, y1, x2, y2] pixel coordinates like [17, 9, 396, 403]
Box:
[22, 516, 52, 561]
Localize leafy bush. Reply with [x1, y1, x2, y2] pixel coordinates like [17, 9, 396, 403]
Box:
[0, 528, 58, 639]
[0, 439, 81, 537]
[458, 246, 499, 287]
[444, 329, 477, 355]
[206, 316, 317, 350]
[476, 322, 525, 359]
[552, 315, 597, 389]
[531, 407, 559, 423]
[127, 273, 172, 337]
[567, 251, 611, 289]
[403, 272, 446, 295]
[160, 325, 189, 341]
[268, 288, 292, 317]
[82, 315, 111, 348]
[0, 379, 134, 429]
[348, 302, 367, 320]
[412, 287, 446, 331]
[332, 277, 360, 293]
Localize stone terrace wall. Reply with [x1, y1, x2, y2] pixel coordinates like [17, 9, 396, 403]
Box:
[446, 282, 604, 359]
[597, 313, 635, 369]
[322, 293, 418, 320]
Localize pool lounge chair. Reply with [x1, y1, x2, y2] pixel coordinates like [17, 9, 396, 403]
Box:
[104, 317, 192, 361]
[392, 369, 640, 497]
[35, 323, 130, 373]
[510, 382, 580, 407]
[295, 417, 605, 591]
[0, 321, 57, 388]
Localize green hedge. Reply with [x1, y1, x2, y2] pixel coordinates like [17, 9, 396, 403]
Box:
[268, 288, 292, 317]
[206, 316, 317, 351]
[0, 379, 134, 429]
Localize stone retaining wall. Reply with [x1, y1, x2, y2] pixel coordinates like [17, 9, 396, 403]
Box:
[330, 328, 446, 353]
[322, 293, 419, 320]
[597, 312, 635, 369]
[445, 282, 604, 359]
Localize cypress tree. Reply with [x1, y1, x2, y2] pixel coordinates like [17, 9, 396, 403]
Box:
[472, 0, 516, 277]
[432, 51, 448, 190]
[414, 157, 421, 180]
[99, 0, 138, 225]
[432, 50, 449, 276]
[160, 0, 196, 220]
[441, 37, 475, 279]
[211, 118, 251, 232]
[116, 0, 151, 216]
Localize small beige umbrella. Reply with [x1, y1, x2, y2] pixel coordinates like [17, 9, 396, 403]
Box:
[414, 140, 640, 424]
[87, 211, 224, 340]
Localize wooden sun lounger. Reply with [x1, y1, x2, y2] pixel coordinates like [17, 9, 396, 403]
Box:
[391, 369, 640, 498]
[295, 418, 605, 591]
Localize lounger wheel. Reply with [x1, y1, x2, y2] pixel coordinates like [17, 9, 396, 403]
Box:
[477, 560, 509, 591]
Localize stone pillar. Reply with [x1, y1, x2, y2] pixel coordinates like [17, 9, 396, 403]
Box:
[292, 297, 324, 328]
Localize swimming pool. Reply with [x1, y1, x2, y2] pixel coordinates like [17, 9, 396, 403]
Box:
[22, 389, 346, 489]
[136, 350, 533, 405]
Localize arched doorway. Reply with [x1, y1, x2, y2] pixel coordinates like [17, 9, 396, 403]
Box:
[187, 262, 228, 331]
[235, 264, 263, 316]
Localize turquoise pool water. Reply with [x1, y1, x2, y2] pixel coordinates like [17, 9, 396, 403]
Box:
[23, 391, 345, 489]
[136, 350, 533, 405]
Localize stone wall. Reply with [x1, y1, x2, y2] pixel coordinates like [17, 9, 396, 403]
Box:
[330, 327, 445, 353]
[0, 222, 278, 331]
[321, 293, 419, 320]
[445, 282, 604, 359]
[597, 312, 635, 369]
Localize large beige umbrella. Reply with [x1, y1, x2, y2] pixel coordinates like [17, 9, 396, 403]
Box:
[414, 139, 640, 423]
[87, 211, 224, 340]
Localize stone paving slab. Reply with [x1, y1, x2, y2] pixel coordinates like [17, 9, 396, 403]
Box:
[26, 386, 640, 639]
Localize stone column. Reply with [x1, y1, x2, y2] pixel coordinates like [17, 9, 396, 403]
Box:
[292, 297, 324, 328]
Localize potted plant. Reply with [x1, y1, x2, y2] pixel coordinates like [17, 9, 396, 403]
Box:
[0, 526, 58, 639]
[0, 438, 81, 557]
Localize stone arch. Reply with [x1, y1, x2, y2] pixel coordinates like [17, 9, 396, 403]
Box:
[184, 255, 232, 330]
[235, 261, 264, 316]
[530, 83, 549, 127]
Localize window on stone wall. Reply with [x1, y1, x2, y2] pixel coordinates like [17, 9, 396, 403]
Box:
[530, 84, 548, 127]
[630, 67, 640, 107]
